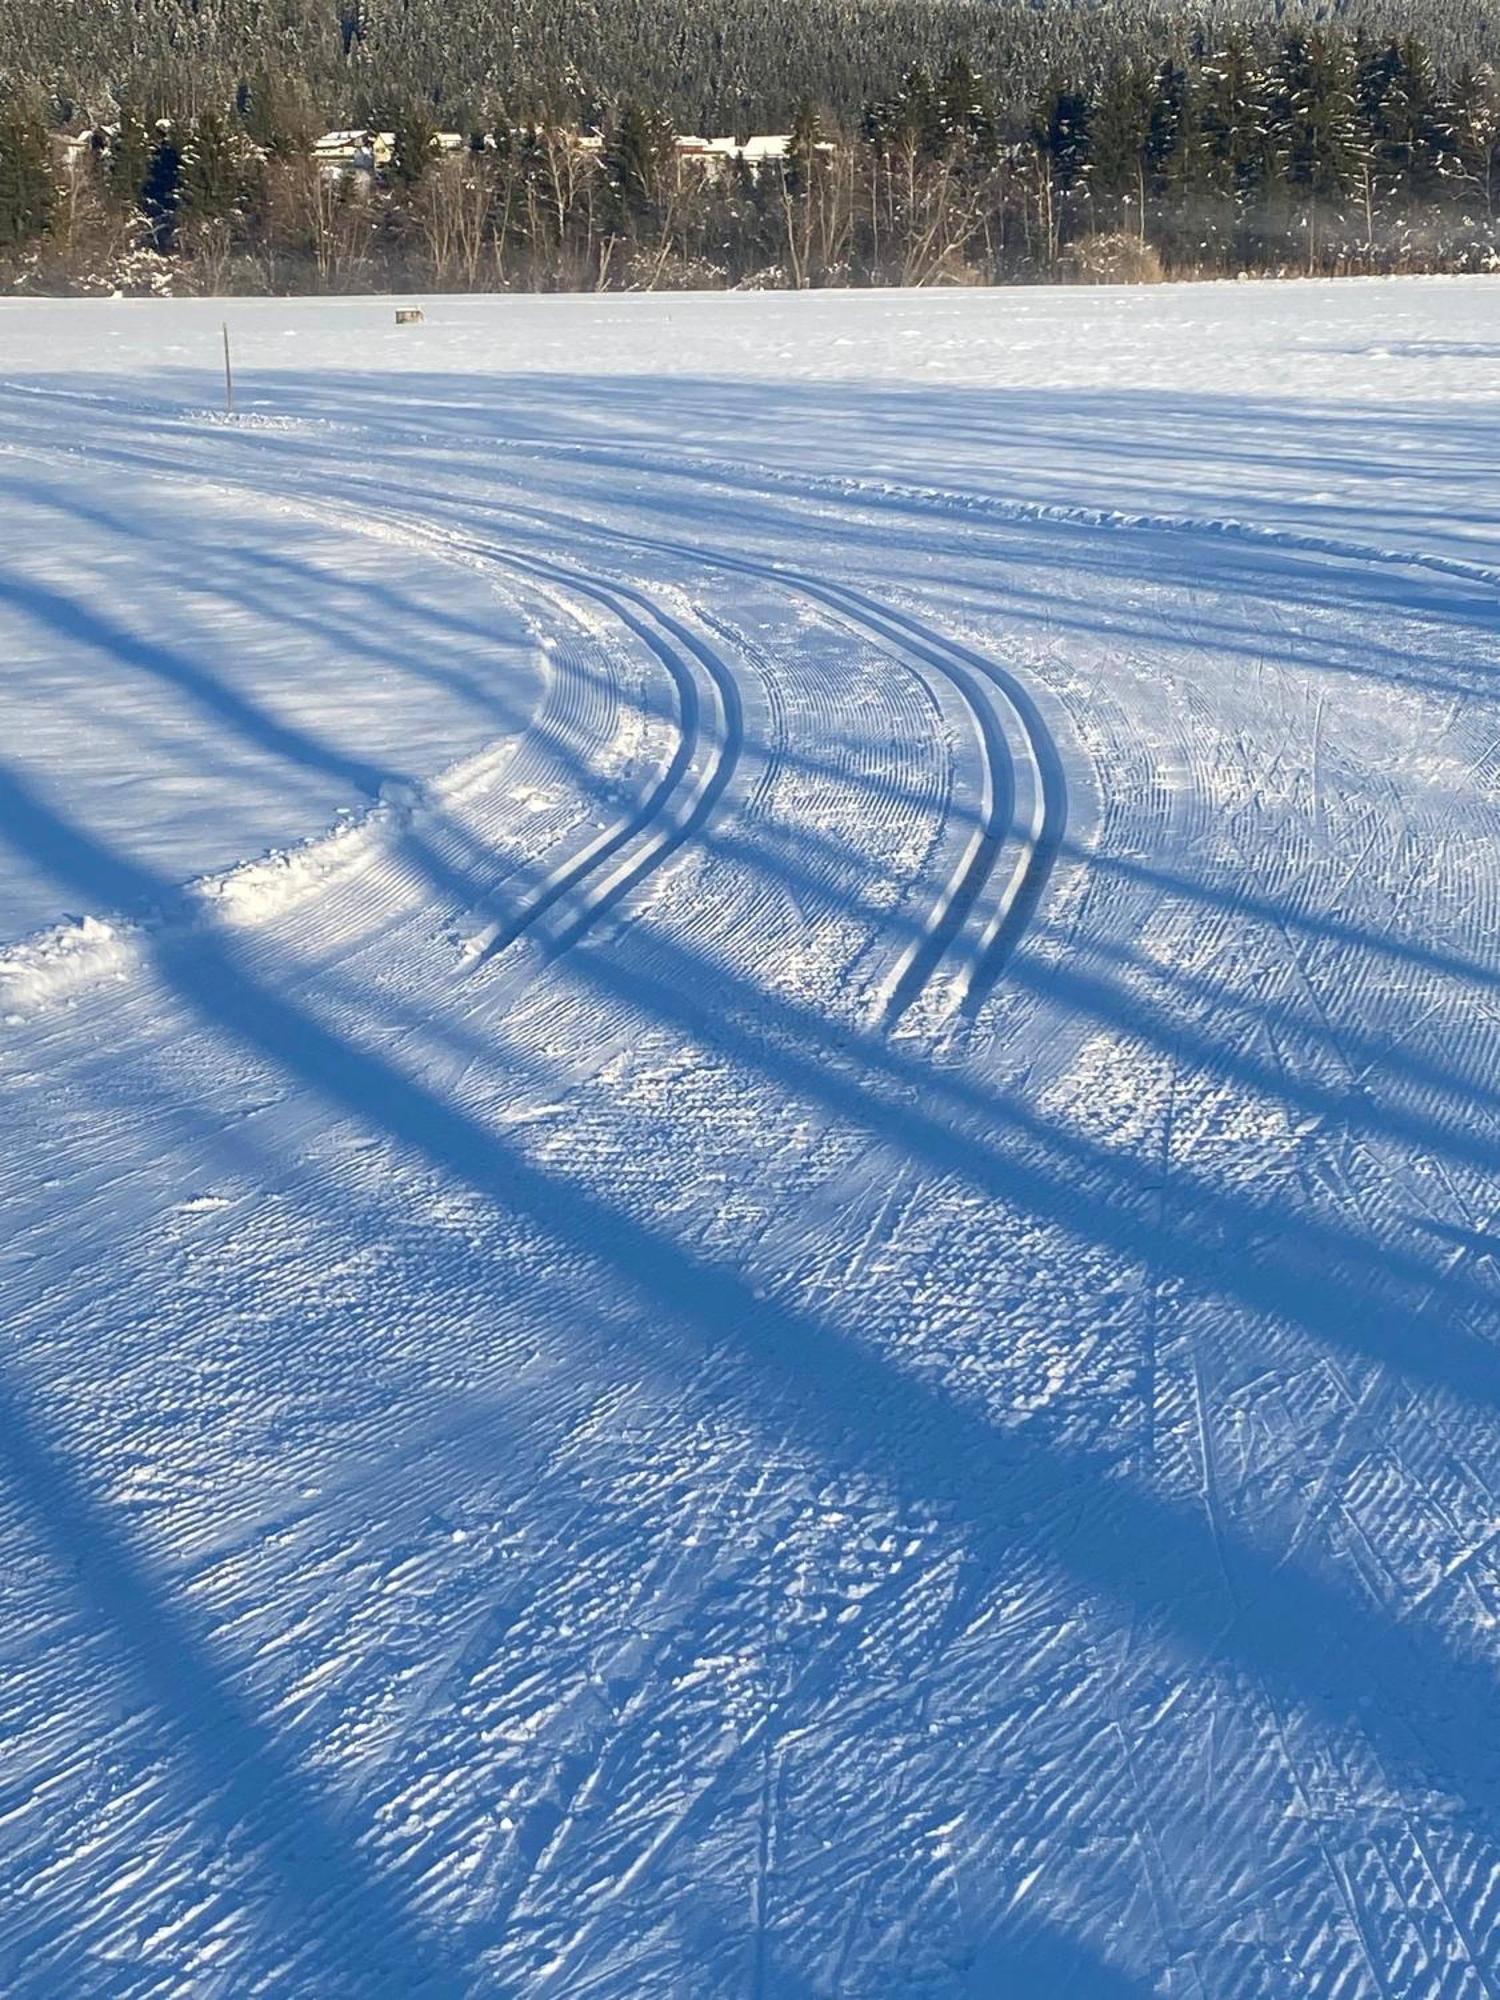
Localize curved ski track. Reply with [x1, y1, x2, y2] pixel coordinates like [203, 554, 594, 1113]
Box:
[453, 546, 745, 973]
[392, 501, 1069, 1032]
[0, 429, 1066, 1038]
[201, 453, 1066, 1032]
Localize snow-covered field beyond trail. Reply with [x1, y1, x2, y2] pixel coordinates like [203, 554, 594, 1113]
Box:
[1, 277, 1498, 1997]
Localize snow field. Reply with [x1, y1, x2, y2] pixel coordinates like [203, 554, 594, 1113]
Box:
[0, 279, 1498, 1996]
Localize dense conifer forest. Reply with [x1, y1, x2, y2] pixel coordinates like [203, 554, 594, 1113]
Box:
[1, 0, 1497, 291]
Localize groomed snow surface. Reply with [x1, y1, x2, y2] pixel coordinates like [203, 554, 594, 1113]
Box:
[1, 278, 1497, 1997]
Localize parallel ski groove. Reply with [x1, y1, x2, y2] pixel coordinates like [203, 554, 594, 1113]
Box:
[448, 508, 1071, 1027]
[0, 435, 1054, 1033]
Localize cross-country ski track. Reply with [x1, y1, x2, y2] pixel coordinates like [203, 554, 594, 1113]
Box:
[1, 282, 1498, 1998]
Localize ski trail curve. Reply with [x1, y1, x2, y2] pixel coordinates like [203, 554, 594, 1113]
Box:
[423, 500, 1069, 1029]
[0, 429, 1058, 1032]
[456, 542, 745, 970]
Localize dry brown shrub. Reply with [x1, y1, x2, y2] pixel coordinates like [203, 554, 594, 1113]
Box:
[1059, 232, 1165, 284]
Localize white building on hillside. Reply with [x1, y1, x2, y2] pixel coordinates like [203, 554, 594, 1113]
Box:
[313, 130, 467, 182]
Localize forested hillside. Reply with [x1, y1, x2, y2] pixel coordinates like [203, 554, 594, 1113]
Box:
[6, 0, 1500, 130]
[1, 0, 1497, 291]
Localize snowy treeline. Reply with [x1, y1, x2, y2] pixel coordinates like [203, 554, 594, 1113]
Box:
[2, 24, 1497, 291]
[6, 0, 1500, 132]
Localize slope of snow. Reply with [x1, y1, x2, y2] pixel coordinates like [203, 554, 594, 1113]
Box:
[0, 278, 1497, 1997]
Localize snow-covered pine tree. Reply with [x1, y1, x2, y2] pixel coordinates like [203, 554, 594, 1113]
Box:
[389, 105, 439, 189]
[179, 109, 247, 222]
[1445, 62, 1499, 217]
[0, 96, 53, 252]
[1270, 30, 1358, 267]
[107, 111, 158, 216]
[1089, 61, 1155, 236]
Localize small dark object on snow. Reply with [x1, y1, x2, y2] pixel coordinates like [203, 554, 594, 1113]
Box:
[395, 308, 424, 325]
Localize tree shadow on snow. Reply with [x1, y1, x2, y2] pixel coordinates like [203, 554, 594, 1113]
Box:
[2, 360, 1499, 1990]
[1, 752, 1498, 1987]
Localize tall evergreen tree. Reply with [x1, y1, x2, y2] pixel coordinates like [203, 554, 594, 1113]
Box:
[1358, 37, 1451, 208]
[785, 99, 825, 197]
[895, 64, 947, 162]
[1033, 79, 1091, 193]
[605, 100, 674, 221]
[937, 53, 998, 165]
[179, 108, 244, 222]
[1197, 31, 1272, 211]
[140, 122, 184, 250]
[0, 99, 53, 252]
[236, 67, 314, 160]
[389, 105, 438, 189]
[1272, 31, 1357, 203]
[1091, 61, 1155, 228]
[1446, 62, 1499, 213]
[108, 110, 157, 214]
[1274, 31, 1358, 265]
[1146, 60, 1189, 187]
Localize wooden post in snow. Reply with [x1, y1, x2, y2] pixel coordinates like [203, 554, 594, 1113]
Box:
[222, 322, 235, 417]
